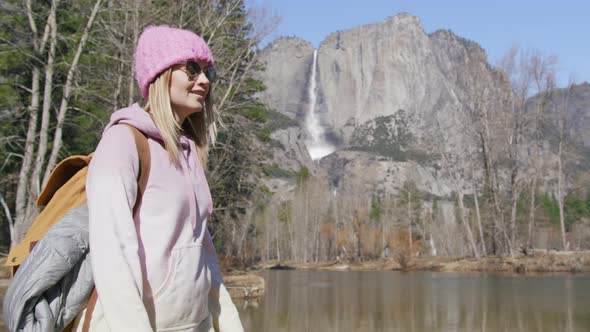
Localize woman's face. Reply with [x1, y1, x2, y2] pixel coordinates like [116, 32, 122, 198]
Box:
[169, 60, 211, 123]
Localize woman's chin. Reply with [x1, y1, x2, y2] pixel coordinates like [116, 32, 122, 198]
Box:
[190, 98, 205, 111]
[172, 104, 203, 122]
[186, 100, 204, 111]
[192, 103, 204, 113]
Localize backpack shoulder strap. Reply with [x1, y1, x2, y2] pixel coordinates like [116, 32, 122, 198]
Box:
[120, 123, 151, 213]
[81, 124, 151, 332]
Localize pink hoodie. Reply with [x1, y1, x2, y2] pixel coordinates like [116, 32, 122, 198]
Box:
[86, 103, 221, 331]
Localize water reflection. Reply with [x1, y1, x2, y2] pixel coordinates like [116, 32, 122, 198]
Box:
[239, 270, 590, 332]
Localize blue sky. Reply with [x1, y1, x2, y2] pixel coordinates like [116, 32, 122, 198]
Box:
[251, 0, 589, 87]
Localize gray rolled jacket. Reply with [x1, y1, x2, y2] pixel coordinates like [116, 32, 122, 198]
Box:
[3, 205, 94, 332]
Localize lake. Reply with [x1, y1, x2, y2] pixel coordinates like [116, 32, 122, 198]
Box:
[238, 270, 590, 332]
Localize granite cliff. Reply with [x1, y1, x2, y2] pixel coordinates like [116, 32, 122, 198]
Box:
[255, 13, 589, 222]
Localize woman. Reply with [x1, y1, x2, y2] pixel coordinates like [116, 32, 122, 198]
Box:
[79, 25, 243, 332]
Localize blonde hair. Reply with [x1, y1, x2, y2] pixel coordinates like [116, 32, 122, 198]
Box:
[144, 68, 218, 166]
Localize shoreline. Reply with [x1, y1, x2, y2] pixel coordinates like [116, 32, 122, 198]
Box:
[252, 251, 590, 274]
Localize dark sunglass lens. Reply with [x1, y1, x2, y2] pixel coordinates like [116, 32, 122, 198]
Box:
[186, 61, 202, 76]
[205, 67, 217, 82]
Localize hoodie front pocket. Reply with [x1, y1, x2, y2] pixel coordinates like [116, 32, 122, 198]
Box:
[153, 243, 211, 330]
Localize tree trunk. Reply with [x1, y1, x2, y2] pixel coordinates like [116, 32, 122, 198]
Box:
[556, 84, 571, 251]
[128, 0, 139, 106]
[113, 54, 125, 111]
[509, 188, 518, 257]
[526, 176, 537, 249]
[314, 220, 321, 262]
[333, 194, 340, 260]
[275, 211, 280, 261]
[458, 191, 479, 258]
[178, 0, 186, 27]
[489, 163, 512, 254]
[14, 0, 57, 243]
[14, 67, 40, 243]
[557, 140, 567, 250]
[508, 110, 521, 256]
[44, 0, 103, 183]
[485, 114, 510, 254]
[381, 214, 386, 258]
[304, 190, 310, 262]
[479, 130, 499, 253]
[1, 194, 15, 248]
[526, 96, 544, 250]
[29, 0, 58, 204]
[473, 182, 486, 256]
[407, 191, 413, 255]
[111, 18, 127, 111]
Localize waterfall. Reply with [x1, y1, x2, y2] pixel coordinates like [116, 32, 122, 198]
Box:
[306, 49, 336, 160]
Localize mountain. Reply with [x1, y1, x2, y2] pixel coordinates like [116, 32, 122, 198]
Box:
[255, 13, 590, 223]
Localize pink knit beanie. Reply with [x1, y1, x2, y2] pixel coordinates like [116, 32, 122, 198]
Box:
[134, 25, 215, 98]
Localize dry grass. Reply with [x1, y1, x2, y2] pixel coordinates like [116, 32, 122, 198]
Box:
[223, 273, 265, 301]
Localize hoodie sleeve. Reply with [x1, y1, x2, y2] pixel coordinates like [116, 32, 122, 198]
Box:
[205, 228, 222, 315]
[204, 230, 244, 332]
[86, 125, 153, 331]
[204, 229, 222, 292]
[217, 284, 245, 332]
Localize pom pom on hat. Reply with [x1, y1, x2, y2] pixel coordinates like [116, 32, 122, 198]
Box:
[134, 25, 214, 98]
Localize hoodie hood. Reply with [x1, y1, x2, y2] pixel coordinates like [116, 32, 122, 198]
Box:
[105, 103, 162, 141]
[105, 103, 193, 151]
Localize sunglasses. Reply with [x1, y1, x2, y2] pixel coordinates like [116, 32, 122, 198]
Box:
[177, 61, 217, 83]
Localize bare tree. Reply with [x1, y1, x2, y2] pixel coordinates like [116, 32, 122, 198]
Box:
[127, 0, 140, 106]
[44, 0, 103, 184]
[11, 0, 104, 243]
[398, 180, 424, 257]
[29, 0, 59, 203]
[461, 57, 514, 255]
[554, 81, 574, 250]
[472, 181, 486, 255]
[13, 0, 57, 243]
[526, 53, 557, 249]
[405, 185, 413, 254]
[497, 47, 559, 254]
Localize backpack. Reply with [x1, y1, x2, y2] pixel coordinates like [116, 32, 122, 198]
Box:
[4, 124, 150, 332]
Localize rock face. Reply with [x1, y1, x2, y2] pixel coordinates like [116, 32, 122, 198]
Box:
[317, 14, 508, 149]
[568, 82, 590, 149]
[256, 13, 589, 219]
[556, 83, 590, 148]
[258, 14, 508, 148]
[256, 37, 315, 120]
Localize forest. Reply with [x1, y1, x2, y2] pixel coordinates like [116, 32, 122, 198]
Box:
[1, 0, 589, 268]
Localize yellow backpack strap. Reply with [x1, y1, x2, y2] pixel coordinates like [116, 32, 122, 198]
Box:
[82, 124, 151, 332]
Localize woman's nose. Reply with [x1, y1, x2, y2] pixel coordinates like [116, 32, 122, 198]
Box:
[196, 72, 209, 86]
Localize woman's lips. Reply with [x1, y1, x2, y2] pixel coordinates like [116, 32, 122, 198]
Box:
[190, 91, 205, 100]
